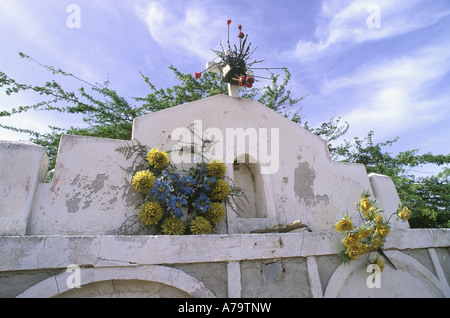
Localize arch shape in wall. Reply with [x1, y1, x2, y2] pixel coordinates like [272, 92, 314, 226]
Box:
[227, 153, 277, 233]
[17, 265, 216, 298]
[233, 154, 268, 219]
[324, 250, 450, 298]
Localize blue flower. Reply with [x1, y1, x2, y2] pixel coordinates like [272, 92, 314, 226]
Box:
[168, 195, 187, 218]
[151, 180, 171, 202]
[162, 168, 180, 182]
[202, 177, 217, 191]
[197, 162, 207, 172]
[195, 193, 211, 213]
[178, 176, 196, 196]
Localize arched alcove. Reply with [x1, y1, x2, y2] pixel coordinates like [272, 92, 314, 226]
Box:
[57, 279, 193, 298]
[324, 250, 449, 298]
[17, 265, 216, 298]
[233, 154, 267, 219]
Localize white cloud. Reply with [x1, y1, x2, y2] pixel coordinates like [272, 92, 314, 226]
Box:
[292, 0, 450, 60]
[325, 42, 450, 141]
[0, 0, 106, 84]
[0, 1, 48, 41]
[135, 1, 226, 61]
[0, 91, 54, 141]
[322, 43, 450, 95]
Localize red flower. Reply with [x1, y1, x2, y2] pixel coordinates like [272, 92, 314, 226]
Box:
[195, 72, 202, 80]
[238, 24, 242, 31]
[237, 32, 245, 39]
[246, 76, 255, 84]
[246, 83, 253, 88]
[227, 19, 232, 25]
[238, 75, 246, 87]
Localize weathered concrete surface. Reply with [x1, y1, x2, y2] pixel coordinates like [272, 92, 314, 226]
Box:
[1, 230, 447, 272]
[27, 135, 142, 235]
[1, 95, 408, 235]
[0, 142, 48, 235]
[0, 229, 448, 298]
[369, 173, 409, 229]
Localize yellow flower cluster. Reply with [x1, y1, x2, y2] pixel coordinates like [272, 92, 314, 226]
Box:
[206, 160, 226, 179]
[147, 148, 169, 169]
[398, 206, 412, 221]
[335, 194, 394, 263]
[343, 230, 371, 260]
[360, 198, 377, 219]
[161, 217, 186, 235]
[190, 216, 212, 235]
[204, 202, 226, 225]
[376, 259, 385, 272]
[139, 201, 163, 226]
[210, 179, 230, 201]
[336, 217, 354, 233]
[132, 170, 155, 193]
[375, 225, 390, 239]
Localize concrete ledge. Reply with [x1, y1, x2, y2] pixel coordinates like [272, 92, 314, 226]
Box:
[1, 229, 448, 272]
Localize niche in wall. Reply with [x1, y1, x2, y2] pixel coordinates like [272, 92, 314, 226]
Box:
[232, 154, 268, 219]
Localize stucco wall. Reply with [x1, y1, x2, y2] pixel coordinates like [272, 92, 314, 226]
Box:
[1, 95, 409, 236]
[0, 230, 448, 298]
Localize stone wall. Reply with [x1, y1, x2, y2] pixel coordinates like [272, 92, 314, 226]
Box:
[0, 95, 449, 298]
[0, 230, 448, 297]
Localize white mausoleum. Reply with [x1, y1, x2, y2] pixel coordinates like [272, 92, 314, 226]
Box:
[0, 95, 449, 298]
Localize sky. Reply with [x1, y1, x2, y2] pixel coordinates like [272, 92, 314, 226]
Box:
[1, 0, 449, 176]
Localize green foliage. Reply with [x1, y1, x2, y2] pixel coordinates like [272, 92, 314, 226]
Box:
[399, 168, 449, 228]
[334, 131, 450, 228]
[136, 65, 228, 111]
[255, 68, 305, 116]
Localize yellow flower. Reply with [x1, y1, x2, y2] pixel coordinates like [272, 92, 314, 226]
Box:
[210, 179, 230, 201]
[358, 243, 368, 255]
[147, 148, 169, 169]
[345, 245, 360, 260]
[139, 201, 163, 226]
[336, 217, 354, 233]
[343, 233, 359, 247]
[132, 170, 156, 193]
[161, 217, 186, 235]
[373, 214, 383, 224]
[398, 207, 412, 221]
[190, 216, 212, 235]
[375, 225, 390, 239]
[204, 202, 226, 225]
[376, 259, 385, 272]
[206, 160, 226, 179]
[370, 238, 384, 251]
[360, 198, 374, 218]
[358, 228, 372, 239]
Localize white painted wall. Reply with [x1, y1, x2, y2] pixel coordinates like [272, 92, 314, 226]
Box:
[2, 95, 403, 235]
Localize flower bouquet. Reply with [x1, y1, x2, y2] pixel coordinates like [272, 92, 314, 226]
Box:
[114, 140, 246, 235]
[195, 20, 281, 88]
[334, 191, 412, 271]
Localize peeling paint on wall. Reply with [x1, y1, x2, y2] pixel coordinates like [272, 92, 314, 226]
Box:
[294, 162, 316, 206]
[294, 162, 329, 207]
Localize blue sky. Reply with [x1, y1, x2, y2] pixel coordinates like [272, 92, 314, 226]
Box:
[1, 0, 449, 176]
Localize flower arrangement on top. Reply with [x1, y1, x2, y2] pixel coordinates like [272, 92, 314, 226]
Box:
[195, 19, 281, 88]
[334, 191, 412, 271]
[127, 146, 236, 235]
